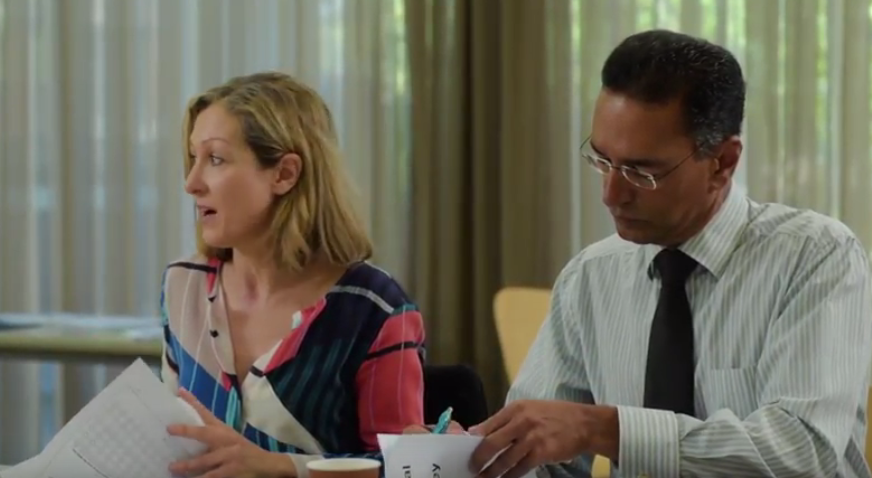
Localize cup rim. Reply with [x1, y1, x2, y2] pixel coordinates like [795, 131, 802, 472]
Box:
[306, 458, 382, 471]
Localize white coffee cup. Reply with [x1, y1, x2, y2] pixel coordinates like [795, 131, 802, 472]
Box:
[306, 458, 381, 478]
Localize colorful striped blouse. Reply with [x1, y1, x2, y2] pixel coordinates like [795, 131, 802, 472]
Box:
[159, 255, 425, 477]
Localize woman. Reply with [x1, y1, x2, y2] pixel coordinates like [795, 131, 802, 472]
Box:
[160, 72, 425, 478]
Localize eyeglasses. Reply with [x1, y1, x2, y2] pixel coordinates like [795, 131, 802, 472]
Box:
[579, 136, 698, 190]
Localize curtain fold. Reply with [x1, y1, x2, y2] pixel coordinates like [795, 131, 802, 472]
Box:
[405, 0, 507, 409]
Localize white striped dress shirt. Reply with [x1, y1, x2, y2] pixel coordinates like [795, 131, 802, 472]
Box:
[509, 185, 872, 477]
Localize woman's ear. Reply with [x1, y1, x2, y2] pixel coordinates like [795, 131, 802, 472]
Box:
[272, 153, 301, 195]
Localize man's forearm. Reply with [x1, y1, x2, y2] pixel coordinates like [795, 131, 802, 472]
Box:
[615, 404, 845, 477]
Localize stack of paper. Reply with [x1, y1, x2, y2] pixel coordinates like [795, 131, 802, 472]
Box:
[378, 434, 537, 478]
[0, 359, 206, 478]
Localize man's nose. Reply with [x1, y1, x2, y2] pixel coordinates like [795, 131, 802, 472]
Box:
[601, 168, 633, 208]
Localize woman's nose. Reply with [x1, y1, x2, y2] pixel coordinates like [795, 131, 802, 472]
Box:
[184, 164, 206, 196]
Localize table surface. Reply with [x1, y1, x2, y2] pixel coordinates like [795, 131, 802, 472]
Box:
[0, 313, 162, 362]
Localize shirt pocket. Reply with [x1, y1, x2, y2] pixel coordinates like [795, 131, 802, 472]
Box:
[698, 367, 758, 419]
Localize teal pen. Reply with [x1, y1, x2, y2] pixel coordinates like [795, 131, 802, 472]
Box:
[431, 406, 453, 434]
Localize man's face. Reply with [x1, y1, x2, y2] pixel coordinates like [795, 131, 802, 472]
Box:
[590, 89, 731, 246]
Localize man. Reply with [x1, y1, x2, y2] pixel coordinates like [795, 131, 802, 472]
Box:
[411, 29, 872, 478]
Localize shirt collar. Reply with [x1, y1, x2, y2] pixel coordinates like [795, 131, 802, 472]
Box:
[644, 185, 750, 280]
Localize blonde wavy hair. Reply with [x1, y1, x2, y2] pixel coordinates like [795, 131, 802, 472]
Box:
[182, 72, 373, 271]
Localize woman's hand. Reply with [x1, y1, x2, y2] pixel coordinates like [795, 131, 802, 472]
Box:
[167, 389, 296, 478]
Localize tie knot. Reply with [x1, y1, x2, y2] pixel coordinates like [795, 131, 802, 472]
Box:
[653, 249, 698, 285]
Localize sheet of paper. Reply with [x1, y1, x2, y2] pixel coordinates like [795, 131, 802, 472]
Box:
[377, 434, 536, 478]
[1, 359, 207, 478]
[0, 456, 44, 478]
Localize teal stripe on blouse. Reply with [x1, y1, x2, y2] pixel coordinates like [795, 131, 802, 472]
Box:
[224, 388, 242, 431]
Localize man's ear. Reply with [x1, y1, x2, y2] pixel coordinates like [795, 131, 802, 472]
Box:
[710, 136, 742, 190]
[272, 153, 302, 195]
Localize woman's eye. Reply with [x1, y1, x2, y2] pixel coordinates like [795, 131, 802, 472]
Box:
[209, 155, 224, 165]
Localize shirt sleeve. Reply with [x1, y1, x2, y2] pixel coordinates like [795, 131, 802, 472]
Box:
[159, 267, 179, 392]
[506, 258, 601, 477]
[617, 236, 872, 477]
[355, 304, 426, 450]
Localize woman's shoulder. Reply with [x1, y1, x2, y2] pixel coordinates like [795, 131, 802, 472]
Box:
[164, 253, 219, 277]
[330, 262, 418, 316]
[326, 262, 425, 353]
[160, 253, 218, 307]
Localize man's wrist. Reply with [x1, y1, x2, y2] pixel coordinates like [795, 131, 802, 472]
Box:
[576, 404, 620, 462]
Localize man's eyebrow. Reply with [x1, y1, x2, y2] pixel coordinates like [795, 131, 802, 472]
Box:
[622, 158, 662, 168]
[589, 140, 662, 168]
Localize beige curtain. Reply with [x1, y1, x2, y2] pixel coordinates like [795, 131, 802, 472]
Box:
[405, 0, 872, 409]
[0, 0, 411, 465]
[405, 0, 505, 409]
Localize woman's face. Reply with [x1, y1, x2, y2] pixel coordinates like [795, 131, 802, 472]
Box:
[185, 104, 278, 250]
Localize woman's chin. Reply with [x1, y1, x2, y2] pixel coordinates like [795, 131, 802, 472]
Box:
[201, 232, 232, 249]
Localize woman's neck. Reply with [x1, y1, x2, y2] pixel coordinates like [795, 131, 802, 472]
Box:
[227, 247, 327, 301]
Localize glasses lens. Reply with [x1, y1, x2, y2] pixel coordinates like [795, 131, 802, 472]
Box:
[585, 155, 610, 174]
[623, 170, 656, 190]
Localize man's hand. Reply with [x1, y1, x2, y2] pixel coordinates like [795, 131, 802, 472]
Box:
[468, 400, 618, 478]
[167, 389, 296, 478]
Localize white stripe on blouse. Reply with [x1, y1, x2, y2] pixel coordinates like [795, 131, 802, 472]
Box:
[509, 185, 872, 478]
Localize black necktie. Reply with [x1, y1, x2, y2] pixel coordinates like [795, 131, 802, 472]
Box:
[643, 248, 698, 416]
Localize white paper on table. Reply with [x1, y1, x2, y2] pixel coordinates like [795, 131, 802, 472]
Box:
[0, 456, 43, 478]
[0, 358, 207, 478]
[377, 434, 536, 478]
